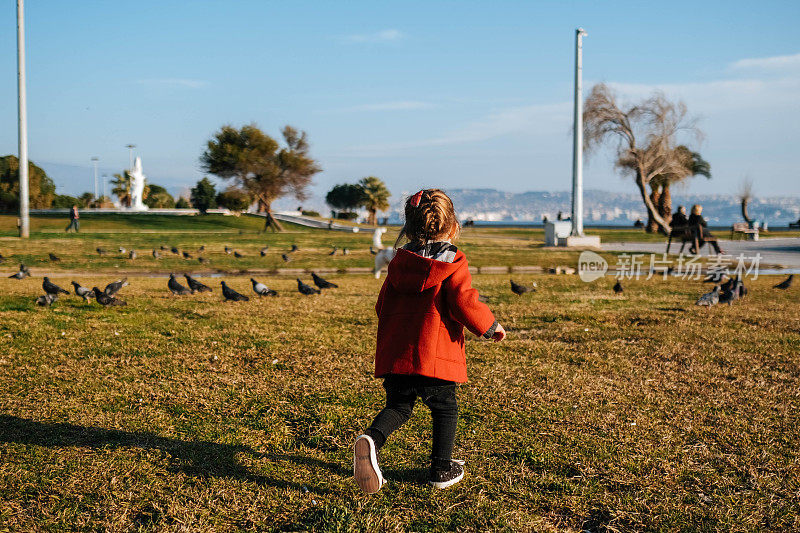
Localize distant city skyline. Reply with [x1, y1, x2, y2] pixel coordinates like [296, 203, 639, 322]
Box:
[2, 1, 799, 202]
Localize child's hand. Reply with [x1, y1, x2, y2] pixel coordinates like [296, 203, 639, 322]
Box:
[491, 324, 506, 342]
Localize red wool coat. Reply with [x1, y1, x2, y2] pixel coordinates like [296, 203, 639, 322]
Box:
[374, 248, 496, 383]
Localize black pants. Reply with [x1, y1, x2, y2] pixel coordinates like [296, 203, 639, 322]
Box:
[365, 374, 458, 468]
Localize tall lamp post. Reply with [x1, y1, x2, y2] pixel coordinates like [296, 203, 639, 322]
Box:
[126, 144, 136, 171]
[91, 157, 99, 201]
[570, 27, 587, 237]
[16, 0, 29, 238]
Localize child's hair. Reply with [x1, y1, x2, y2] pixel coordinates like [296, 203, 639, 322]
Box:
[395, 189, 459, 247]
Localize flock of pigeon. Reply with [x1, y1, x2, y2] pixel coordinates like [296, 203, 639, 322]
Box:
[7, 241, 797, 309]
[9, 242, 348, 308]
[695, 273, 793, 307]
[28, 270, 341, 307]
[36, 276, 128, 307]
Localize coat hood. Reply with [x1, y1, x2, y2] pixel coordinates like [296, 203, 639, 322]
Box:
[386, 248, 464, 293]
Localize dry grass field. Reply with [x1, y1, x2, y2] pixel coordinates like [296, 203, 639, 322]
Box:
[1, 252, 799, 531]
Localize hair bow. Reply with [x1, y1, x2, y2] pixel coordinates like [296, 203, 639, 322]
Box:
[409, 190, 424, 207]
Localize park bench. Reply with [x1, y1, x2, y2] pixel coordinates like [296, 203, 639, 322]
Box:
[665, 224, 698, 255]
[666, 224, 719, 255]
[730, 222, 758, 240]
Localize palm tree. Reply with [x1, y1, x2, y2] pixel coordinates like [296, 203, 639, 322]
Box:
[647, 146, 711, 232]
[112, 171, 150, 208]
[111, 171, 133, 207]
[358, 176, 391, 226]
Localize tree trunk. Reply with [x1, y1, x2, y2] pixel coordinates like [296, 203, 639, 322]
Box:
[260, 200, 284, 232]
[636, 173, 671, 234]
[657, 184, 672, 234]
[369, 209, 377, 226]
[741, 199, 753, 224]
[646, 185, 661, 233]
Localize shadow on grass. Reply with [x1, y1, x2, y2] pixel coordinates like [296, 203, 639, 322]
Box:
[0, 414, 336, 495]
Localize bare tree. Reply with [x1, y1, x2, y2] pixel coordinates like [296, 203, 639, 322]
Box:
[584, 84, 702, 234]
[738, 177, 754, 224]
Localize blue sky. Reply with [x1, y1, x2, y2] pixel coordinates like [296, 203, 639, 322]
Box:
[1, 0, 799, 205]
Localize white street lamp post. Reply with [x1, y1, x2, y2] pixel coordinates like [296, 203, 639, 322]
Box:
[91, 157, 99, 200]
[126, 144, 136, 171]
[570, 27, 587, 237]
[17, 0, 29, 238]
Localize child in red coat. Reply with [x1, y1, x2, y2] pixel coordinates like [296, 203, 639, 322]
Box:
[354, 189, 506, 493]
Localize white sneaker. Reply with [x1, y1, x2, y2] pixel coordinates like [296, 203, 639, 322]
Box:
[353, 434, 384, 494]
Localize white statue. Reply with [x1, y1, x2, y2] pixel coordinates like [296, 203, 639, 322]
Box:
[372, 227, 387, 249]
[129, 157, 149, 211]
[372, 227, 395, 279]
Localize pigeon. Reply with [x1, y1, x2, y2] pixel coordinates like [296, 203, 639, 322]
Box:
[182, 251, 192, 259]
[234, 251, 244, 258]
[328, 246, 338, 256]
[281, 254, 292, 263]
[343, 248, 350, 255]
[774, 274, 793, 290]
[93, 287, 127, 306]
[198, 245, 205, 252]
[171, 247, 180, 255]
[119, 247, 127, 254]
[260, 247, 269, 257]
[720, 276, 735, 293]
[613, 280, 623, 294]
[369, 247, 378, 255]
[43, 277, 69, 296]
[224, 246, 232, 255]
[297, 278, 320, 295]
[289, 244, 298, 253]
[251, 278, 278, 296]
[168, 273, 192, 295]
[96, 247, 107, 255]
[152, 249, 160, 259]
[718, 284, 740, 305]
[129, 250, 137, 260]
[71, 281, 95, 301]
[510, 279, 536, 295]
[221, 281, 249, 301]
[160, 245, 168, 251]
[36, 294, 58, 307]
[184, 274, 212, 293]
[696, 285, 721, 306]
[311, 272, 338, 289]
[104, 278, 128, 296]
[198, 257, 208, 264]
[9, 264, 30, 279]
[49, 253, 60, 261]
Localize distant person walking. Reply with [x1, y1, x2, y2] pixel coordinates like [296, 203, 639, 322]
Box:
[688, 204, 723, 255]
[354, 188, 506, 494]
[65, 205, 80, 233]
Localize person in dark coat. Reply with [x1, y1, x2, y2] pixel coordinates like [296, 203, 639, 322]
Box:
[65, 205, 80, 233]
[671, 205, 688, 228]
[688, 204, 723, 254]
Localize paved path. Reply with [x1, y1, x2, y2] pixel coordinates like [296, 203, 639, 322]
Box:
[602, 237, 800, 268]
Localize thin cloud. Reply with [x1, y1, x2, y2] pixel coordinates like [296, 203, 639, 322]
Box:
[344, 102, 570, 156]
[344, 29, 405, 43]
[136, 78, 208, 88]
[730, 52, 800, 71]
[335, 101, 434, 112]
